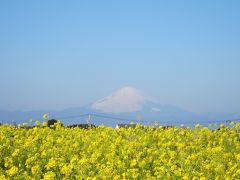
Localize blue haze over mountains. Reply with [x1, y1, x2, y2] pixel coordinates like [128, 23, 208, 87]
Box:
[0, 87, 239, 127]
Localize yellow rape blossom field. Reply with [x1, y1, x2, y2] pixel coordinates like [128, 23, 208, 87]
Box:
[0, 122, 240, 179]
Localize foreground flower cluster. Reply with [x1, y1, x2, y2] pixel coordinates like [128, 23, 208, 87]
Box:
[0, 123, 240, 179]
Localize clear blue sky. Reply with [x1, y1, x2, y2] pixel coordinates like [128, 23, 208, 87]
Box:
[0, 0, 240, 113]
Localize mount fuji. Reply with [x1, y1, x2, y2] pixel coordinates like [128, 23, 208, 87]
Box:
[59, 86, 239, 126]
[89, 87, 192, 116]
[88, 86, 200, 125]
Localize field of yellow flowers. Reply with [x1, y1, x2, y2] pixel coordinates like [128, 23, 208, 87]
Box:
[0, 122, 240, 179]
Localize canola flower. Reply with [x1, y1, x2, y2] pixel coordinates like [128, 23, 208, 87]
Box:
[42, 114, 49, 120]
[0, 122, 239, 179]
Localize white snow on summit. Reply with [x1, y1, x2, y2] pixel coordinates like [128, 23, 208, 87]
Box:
[91, 86, 150, 113]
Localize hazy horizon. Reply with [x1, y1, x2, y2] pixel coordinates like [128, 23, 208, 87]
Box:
[1, 1, 240, 113]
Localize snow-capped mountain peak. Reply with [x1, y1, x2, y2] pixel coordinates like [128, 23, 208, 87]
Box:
[91, 86, 151, 113]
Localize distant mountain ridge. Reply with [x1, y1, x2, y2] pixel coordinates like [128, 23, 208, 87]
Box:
[0, 87, 239, 126]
